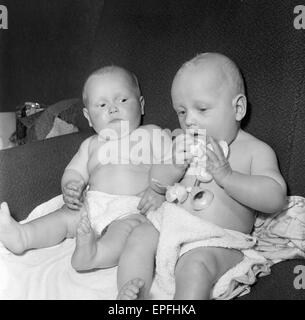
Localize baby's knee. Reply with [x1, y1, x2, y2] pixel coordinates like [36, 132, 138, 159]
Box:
[133, 222, 158, 239]
[126, 222, 158, 248]
[108, 215, 146, 238]
[175, 250, 219, 283]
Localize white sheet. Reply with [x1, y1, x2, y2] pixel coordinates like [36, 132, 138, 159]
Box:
[0, 195, 169, 300]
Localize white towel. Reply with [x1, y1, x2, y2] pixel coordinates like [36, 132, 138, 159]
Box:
[148, 202, 271, 299]
[0, 195, 175, 300]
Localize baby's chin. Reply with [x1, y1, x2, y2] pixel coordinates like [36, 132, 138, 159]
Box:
[97, 120, 137, 140]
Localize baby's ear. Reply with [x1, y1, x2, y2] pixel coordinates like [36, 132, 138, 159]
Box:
[140, 96, 145, 115]
[232, 94, 247, 121]
[83, 108, 93, 127]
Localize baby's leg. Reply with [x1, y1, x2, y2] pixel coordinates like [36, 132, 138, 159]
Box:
[174, 247, 243, 300]
[71, 214, 148, 271]
[0, 201, 82, 254]
[117, 222, 159, 300]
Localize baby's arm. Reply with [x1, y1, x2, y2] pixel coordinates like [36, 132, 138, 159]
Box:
[149, 126, 187, 187]
[137, 126, 186, 214]
[137, 164, 185, 214]
[207, 137, 286, 213]
[61, 137, 92, 210]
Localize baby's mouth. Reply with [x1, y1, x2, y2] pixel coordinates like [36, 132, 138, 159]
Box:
[109, 119, 121, 123]
[186, 127, 206, 136]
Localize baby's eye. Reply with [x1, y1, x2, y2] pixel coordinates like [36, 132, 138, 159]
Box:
[99, 103, 106, 108]
[120, 98, 128, 103]
[196, 106, 206, 112]
[177, 110, 186, 116]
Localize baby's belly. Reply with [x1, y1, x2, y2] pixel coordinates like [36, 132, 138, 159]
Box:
[88, 164, 150, 196]
[180, 182, 255, 234]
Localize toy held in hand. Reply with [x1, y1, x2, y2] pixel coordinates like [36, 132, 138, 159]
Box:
[190, 138, 229, 182]
[165, 183, 190, 203]
[165, 183, 214, 211]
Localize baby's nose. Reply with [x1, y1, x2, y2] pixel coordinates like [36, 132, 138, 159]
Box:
[108, 104, 119, 113]
[185, 112, 196, 127]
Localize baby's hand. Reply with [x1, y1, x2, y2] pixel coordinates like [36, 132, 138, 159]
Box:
[173, 133, 195, 169]
[205, 137, 232, 187]
[137, 187, 165, 215]
[62, 180, 86, 210]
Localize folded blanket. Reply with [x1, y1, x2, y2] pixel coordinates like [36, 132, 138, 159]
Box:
[148, 202, 271, 299]
[253, 195, 305, 262]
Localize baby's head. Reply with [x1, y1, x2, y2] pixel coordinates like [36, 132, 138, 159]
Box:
[82, 65, 144, 137]
[171, 52, 246, 143]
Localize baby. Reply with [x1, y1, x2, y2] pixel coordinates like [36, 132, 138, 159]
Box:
[0, 66, 182, 271]
[116, 53, 287, 300]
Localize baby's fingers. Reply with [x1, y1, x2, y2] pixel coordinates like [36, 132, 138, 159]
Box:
[63, 195, 82, 209]
[137, 194, 148, 211]
[140, 201, 153, 215]
[66, 202, 82, 210]
[205, 147, 219, 164]
[208, 137, 225, 159]
[64, 188, 81, 198]
[66, 184, 78, 191]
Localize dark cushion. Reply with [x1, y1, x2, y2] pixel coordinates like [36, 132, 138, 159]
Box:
[0, 131, 91, 221]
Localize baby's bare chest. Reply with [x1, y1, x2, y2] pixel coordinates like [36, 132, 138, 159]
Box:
[87, 138, 153, 173]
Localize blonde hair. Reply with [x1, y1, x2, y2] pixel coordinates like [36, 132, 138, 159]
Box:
[178, 52, 245, 96]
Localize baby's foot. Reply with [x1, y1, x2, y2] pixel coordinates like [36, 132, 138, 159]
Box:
[0, 202, 27, 254]
[117, 278, 145, 300]
[71, 213, 97, 271]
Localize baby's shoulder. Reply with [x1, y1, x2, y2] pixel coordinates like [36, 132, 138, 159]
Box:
[236, 130, 275, 157]
[138, 124, 162, 134]
[80, 134, 98, 154]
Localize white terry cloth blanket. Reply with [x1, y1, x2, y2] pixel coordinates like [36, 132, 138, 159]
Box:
[147, 202, 271, 300]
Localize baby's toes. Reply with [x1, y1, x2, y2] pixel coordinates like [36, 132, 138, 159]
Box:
[133, 278, 145, 288]
[125, 279, 144, 294]
[120, 288, 137, 300]
[77, 221, 90, 235]
[83, 218, 92, 231]
[0, 202, 10, 214]
[76, 224, 85, 236]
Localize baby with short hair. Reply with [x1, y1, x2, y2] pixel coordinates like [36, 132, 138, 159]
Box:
[116, 53, 287, 300]
[0, 65, 182, 271]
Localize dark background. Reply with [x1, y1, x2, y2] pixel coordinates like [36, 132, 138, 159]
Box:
[0, 0, 103, 111]
[1, 0, 305, 194]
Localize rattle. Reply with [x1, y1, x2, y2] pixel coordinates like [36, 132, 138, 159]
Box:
[165, 137, 229, 211]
